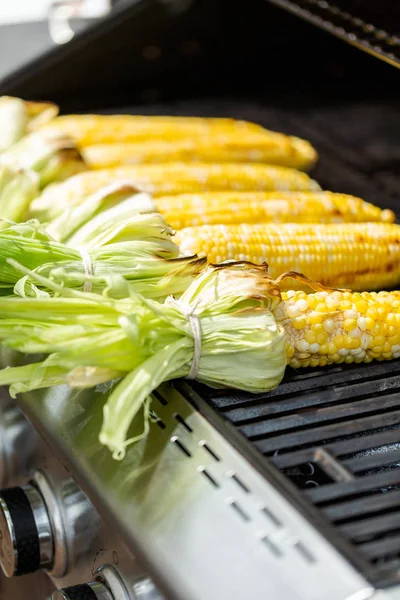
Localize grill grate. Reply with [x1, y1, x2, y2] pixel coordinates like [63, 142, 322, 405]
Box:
[266, 0, 400, 68]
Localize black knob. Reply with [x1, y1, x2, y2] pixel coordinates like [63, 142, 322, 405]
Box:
[53, 582, 113, 600]
[0, 485, 53, 577]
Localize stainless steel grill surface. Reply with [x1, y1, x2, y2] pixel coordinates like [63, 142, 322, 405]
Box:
[0, 2, 399, 592]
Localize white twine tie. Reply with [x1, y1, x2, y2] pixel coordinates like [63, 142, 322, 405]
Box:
[167, 298, 202, 379]
[78, 248, 94, 293]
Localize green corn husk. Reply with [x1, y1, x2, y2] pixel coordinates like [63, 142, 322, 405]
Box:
[0, 262, 287, 459]
[0, 166, 39, 227]
[0, 130, 86, 188]
[45, 182, 155, 243]
[0, 96, 59, 152]
[0, 218, 203, 300]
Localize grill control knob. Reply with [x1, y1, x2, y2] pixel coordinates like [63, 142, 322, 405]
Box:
[0, 471, 99, 579]
[0, 484, 53, 576]
[52, 582, 113, 600]
[52, 566, 163, 600]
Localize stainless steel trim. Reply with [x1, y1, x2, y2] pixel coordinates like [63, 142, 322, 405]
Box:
[33, 470, 101, 578]
[94, 564, 163, 600]
[0, 493, 18, 577]
[131, 577, 163, 600]
[23, 484, 54, 570]
[52, 583, 113, 600]
[88, 581, 115, 600]
[95, 565, 130, 600]
[7, 375, 377, 600]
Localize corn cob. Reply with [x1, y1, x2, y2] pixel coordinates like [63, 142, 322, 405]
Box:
[40, 113, 309, 144]
[175, 222, 400, 291]
[83, 133, 317, 171]
[274, 278, 400, 368]
[31, 163, 321, 219]
[155, 191, 394, 229]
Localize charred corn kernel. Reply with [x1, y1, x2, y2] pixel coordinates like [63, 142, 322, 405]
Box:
[176, 222, 400, 291]
[153, 191, 393, 229]
[41, 114, 317, 168]
[83, 134, 317, 171]
[276, 289, 400, 368]
[32, 164, 321, 218]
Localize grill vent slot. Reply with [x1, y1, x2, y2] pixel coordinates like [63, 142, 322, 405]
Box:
[193, 360, 400, 582]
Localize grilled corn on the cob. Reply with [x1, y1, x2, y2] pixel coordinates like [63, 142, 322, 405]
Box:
[31, 163, 321, 219]
[275, 282, 400, 368]
[83, 133, 317, 171]
[176, 222, 400, 291]
[39, 114, 267, 143]
[40, 113, 314, 159]
[155, 191, 394, 229]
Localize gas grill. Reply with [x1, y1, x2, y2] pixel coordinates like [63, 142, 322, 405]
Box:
[0, 1, 399, 599]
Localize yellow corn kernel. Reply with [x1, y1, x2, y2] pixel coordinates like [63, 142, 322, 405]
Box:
[176, 222, 400, 292]
[83, 135, 317, 171]
[365, 317, 375, 330]
[151, 191, 394, 229]
[31, 163, 321, 219]
[343, 319, 358, 332]
[39, 114, 277, 142]
[41, 114, 317, 169]
[277, 289, 400, 368]
[308, 312, 323, 324]
[305, 330, 316, 344]
[292, 316, 307, 330]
